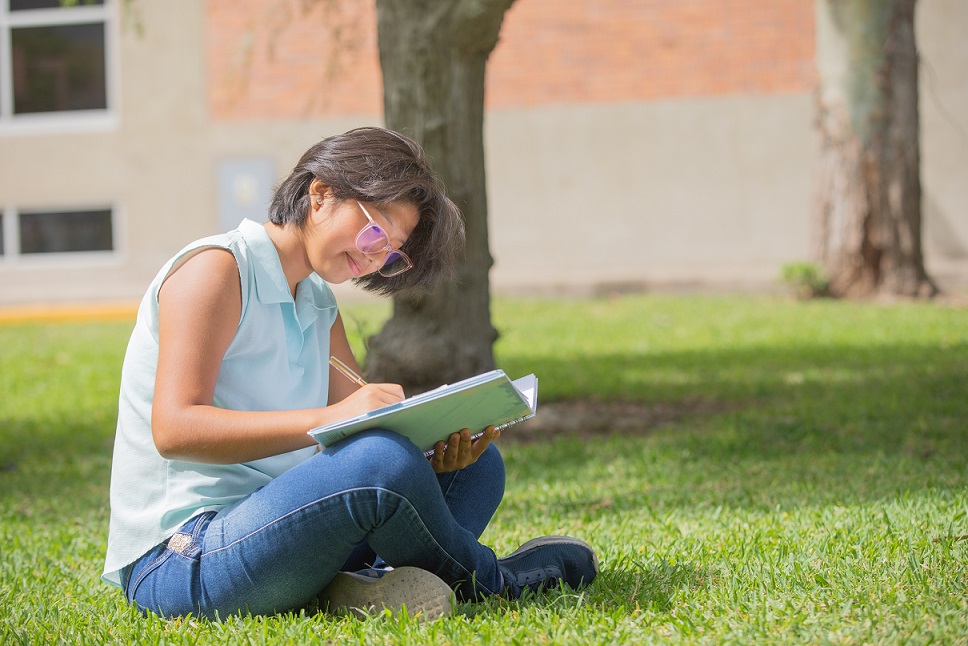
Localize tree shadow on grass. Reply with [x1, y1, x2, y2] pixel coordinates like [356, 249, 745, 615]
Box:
[494, 340, 968, 517]
[0, 417, 114, 496]
[4, 333, 966, 519]
[501, 340, 967, 463]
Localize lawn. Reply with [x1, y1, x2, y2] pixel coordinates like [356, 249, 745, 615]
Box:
[1, 294, 966, 644]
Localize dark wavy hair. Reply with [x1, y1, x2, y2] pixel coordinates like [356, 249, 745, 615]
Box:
[269, 127, 465, 295]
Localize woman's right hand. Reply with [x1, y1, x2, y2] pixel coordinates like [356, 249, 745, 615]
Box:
[330, 383, 405, 421]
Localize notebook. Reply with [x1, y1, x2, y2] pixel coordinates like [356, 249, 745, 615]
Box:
[308, 370, 538, 454]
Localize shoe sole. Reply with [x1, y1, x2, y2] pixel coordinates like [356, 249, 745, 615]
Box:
[317, 566, 454, 621]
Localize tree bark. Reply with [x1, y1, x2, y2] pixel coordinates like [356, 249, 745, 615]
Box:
[814, 0, 937, 298]
[366, 0, 514, 393]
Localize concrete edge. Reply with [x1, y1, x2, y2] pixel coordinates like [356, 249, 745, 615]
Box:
[0, 301, 140, 325]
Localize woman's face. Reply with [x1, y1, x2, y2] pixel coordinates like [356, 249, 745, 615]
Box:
[306, 195, 419, 285]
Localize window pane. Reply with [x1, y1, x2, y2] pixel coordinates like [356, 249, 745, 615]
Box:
[19, 209, 113, 254]
[11, 23, 107, 114]
[10, 1, 105, 10]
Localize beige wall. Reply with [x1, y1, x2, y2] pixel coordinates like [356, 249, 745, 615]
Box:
[0, 0, 964, 307]
[917, 0, 968, 285]
[485, 94, 816, 294]
[1, 1, 210, 304]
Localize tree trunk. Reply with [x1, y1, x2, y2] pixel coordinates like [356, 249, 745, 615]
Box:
[366, 0, 514, 393]
[814, 0, 937, 298]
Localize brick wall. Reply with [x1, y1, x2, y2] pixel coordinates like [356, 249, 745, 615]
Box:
[206, 0, 816, 120]
[206, 0, 382, 119]
[489, 0, 816, 107]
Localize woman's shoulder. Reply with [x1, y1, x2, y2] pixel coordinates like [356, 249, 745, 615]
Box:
[160, 246, 242, 315]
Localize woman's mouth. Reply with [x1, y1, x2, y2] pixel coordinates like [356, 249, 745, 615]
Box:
[347, 253, 363, 277]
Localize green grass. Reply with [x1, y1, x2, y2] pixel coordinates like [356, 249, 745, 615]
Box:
[2, 294, 967, 644]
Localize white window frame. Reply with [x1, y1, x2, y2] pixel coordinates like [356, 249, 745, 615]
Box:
[0, 0, 120, 136]
[0, 203, 122, 268]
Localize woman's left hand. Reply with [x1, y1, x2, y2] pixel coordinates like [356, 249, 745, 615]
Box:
[428, 426, 500, 474]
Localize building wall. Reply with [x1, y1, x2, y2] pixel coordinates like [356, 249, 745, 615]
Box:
[485, 94, 816, 293]
[0, 0, 964, 307]
[0, 0, 214, 304]
[916, 0, 968, 283]
[487, 0, 815, 106]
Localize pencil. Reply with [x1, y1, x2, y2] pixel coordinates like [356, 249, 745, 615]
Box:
[329, 356, 368, 387]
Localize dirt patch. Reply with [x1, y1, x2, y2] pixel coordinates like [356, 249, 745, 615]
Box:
[503, 398, 731, 443]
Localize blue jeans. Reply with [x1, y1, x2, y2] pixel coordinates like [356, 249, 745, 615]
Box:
[121, 430, 507, 618]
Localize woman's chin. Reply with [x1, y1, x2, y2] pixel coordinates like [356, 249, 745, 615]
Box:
[318, 271, 351, 285]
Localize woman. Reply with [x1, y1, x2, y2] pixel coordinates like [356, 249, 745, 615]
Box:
[102, 127, 597, 621]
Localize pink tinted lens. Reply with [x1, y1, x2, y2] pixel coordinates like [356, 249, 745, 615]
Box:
[380, 251, 412, 277]
[356, 224, 390, 254]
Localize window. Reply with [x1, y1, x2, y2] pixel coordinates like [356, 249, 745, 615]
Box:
[0, 206, 116, 260]
[19, 208, 113, 253]
[1, 0, 115, 131]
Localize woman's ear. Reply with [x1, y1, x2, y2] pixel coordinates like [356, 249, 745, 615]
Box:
[307, 178, 334, 226]
[308, 178, 331, 207]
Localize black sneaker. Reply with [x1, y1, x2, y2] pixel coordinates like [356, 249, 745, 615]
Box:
[498, 536, 599, 597]
[317, 566, 454, 622]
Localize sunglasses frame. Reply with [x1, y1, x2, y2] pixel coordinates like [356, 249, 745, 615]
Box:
[354, 200, 413, 278]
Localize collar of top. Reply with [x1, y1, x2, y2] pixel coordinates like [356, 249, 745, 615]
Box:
[238, 219, 335, 331]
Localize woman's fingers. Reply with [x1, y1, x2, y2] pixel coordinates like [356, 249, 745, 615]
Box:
[429, 426, 501, 474]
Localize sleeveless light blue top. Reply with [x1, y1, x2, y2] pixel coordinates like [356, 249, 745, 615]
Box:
[102, 219, 338, 586]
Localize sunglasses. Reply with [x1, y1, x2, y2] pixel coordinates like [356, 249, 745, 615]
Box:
[354, 201, 413, 277]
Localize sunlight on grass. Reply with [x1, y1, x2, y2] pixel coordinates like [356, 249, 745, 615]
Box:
[2, 294, 966, 643]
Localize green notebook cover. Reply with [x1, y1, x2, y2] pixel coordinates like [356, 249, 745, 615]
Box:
[308, 370, 538, 454]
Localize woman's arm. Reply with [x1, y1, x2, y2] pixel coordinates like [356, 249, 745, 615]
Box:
[150, 248, 403, 464]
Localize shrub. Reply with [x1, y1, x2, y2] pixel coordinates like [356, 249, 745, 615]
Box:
[780, 262, 830, 299]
